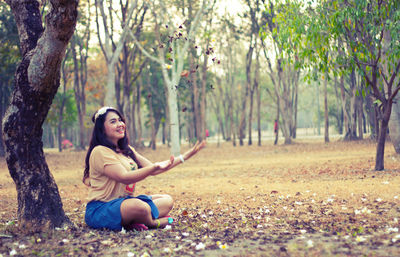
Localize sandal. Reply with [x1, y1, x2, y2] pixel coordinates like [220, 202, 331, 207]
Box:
[165, 216, 174, 225]
[154, 216, 175, 229]
[126, 223, 148, 231]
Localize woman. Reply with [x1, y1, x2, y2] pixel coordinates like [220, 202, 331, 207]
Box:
[83, 106, 205, 231]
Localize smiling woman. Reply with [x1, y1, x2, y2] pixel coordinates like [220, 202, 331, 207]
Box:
[82, 106, 206, 231]
[103, 110, 126, 146]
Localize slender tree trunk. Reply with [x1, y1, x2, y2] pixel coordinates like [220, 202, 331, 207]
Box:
[148, 94, 156, 150]
[316, 82, 321, 135]
[292, 82, 298, 139]
[164, 76, 180, 155]
[3, 0, 78, 231]
[0, 105, 5, 157]
[136, 79, 143, 146]
[247, 43, 260, 146]
[96, 0, 136, 106]
[256, 76, 261, 146]
[210, 91, 225, 142]
[190, 54, 200, 140]
[339, 75, 350, 138]
[389, 94, 400, 153]
[248, 88, 254, 146]
[349, 71, 358, 139]
[375, 101, 392, 170]
[358, 94, 363, 140]
[70, 39, 86, 150]
[58, 55, 69, 152]
[274, 97, 280, 145]
[239, 39, 254, 145]
[334, 76, 343, 134]
[324, 75, 329, 143]
[231, 98, 237, 147]
[200, 46, 208, 142]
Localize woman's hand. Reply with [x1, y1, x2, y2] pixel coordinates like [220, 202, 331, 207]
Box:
[182, 140, 206, 161]
[152, 156, 174, 175]
[150, 140, 206, 176]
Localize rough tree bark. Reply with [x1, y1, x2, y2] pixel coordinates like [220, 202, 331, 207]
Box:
[2, 0, 78, 231]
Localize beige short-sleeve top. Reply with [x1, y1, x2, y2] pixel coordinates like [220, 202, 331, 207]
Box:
[86, 145, 138, 202]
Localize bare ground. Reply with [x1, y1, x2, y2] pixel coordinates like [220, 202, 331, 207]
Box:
[1, 138, 400, 256]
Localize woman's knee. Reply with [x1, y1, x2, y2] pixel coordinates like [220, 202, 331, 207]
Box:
[165, 195, 174, 209]
[121, 199, 151, 219]
[158, 194, 174, 212]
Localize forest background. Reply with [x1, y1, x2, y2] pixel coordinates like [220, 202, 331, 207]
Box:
[1, 0, 400, 169]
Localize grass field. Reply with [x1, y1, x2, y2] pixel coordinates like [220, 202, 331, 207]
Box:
[1, 138, 400, 256]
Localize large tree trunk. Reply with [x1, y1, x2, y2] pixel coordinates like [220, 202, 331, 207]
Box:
[2, 0, 78, 231]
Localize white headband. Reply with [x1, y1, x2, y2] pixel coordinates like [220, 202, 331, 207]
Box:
[94, 106, 114, 121]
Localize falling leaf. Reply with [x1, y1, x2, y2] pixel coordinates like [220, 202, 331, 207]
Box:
[180, 70, 189, 77]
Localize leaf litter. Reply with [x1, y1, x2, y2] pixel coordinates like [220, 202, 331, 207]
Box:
[0, 139, 400, 256]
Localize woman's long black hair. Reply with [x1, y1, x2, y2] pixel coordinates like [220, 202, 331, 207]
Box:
[83, 107, 141, 185]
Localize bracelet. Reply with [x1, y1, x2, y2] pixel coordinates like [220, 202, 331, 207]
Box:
[179, 154, 184, 163]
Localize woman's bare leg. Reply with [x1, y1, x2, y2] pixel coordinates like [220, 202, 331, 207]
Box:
[151, 194, 174, 217]
[120, 195, 173, 228]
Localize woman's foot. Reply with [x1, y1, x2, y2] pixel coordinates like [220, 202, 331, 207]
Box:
[149, 216, 174, 229]
[125, 223, 148, 231]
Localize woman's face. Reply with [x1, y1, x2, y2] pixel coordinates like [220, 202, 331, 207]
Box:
[103, 111, 126, 146]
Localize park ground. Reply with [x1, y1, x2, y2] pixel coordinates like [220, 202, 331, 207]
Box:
[1, 138, 400, 256]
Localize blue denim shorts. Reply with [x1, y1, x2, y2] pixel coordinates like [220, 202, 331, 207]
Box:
[85, 195, 159, 231]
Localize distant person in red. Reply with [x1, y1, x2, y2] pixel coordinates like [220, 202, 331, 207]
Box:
[61, 139, 73, 149]
[205, 129, 209, 138]
[274, 120, 278, 135]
